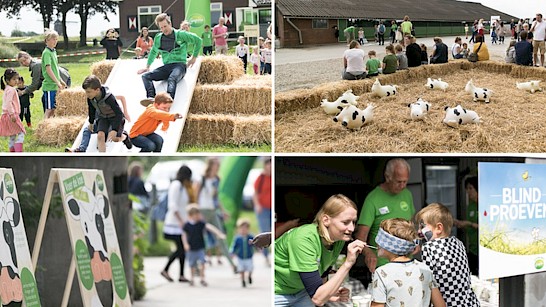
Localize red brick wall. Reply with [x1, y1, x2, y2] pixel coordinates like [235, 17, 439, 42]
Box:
[279, 18, 338, 47]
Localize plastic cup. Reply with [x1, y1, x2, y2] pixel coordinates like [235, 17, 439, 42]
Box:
[351, 295, 363, 307]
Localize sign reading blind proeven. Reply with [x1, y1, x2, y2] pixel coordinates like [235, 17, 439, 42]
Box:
[55, 169, 131, 307]
[479, 162, 546, 280]
[244, 25, 260, 38]
[0, 168, 41, 307]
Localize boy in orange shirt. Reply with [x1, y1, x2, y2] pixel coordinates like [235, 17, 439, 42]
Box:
[129, 92, 182, 152]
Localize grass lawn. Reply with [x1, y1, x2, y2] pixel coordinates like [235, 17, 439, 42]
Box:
[0, 46, 271, 152]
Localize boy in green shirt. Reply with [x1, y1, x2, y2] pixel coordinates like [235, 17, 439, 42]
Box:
[382, 44, 398, 74]
[366, 50, 381, 77]
[41, 30, 66, 119]
[202, 25, 213, 55]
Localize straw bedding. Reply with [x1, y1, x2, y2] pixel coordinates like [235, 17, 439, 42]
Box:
[34, 116, 85, 146]
[275, 62, 546, 153]
[180, 113, 271, 146]
[55, 88, 88, 117]
[191, 75, 271, 114]
[90, 60, 116, 84]
[198, 55, 245, 84]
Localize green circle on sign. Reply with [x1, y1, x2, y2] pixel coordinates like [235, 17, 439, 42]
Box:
[536, 258, 544, 270]
[75, 239, 94, 290]
[21, 267, 41, 307]
[110, 253, 128, 300]
[400, 201, 409, 211]
[4, 173, 14, 194]
[189, 13, 205, 27]
[96, 175, 104, 192]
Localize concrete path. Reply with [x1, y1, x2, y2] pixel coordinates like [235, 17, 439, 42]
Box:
[134, 255, 272, 307]
[275, 35, 510, 65]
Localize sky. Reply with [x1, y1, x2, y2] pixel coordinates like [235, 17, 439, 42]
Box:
[0, 0, 542, 38]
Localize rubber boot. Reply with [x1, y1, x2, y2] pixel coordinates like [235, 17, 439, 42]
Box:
[14, 143, 23, 152]
[9, 146, 15, 152]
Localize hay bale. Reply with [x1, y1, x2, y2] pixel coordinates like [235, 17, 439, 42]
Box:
[198, 55, 245, 84]
[275, 89, 322, 114]
[34, 116, 85, 146]
[90, 60, 116, 84]
[56, 88, 88, 117]
[191, 75, 271, 114]
[180, 113, 270, 146]
[275, 67, 546, 153]
[476, 61, 513, 74]
[509, 65, 546, 79]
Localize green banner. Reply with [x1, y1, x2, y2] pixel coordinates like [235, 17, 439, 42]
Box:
[185, 0, 210, 43]
[62, 173, 85, 195]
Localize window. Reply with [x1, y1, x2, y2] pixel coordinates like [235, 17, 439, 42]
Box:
[138, 6, 162, 33]
[312, 19, 328, 29]
[211, 2, 223, 26]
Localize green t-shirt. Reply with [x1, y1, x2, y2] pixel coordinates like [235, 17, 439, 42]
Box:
[357, 186, 415, 267]
[41, 47, 60, 91]
[391, 24, 398, 32]
[275, 224, 345, 295]
[401, 21, 413, 34]
[382, 54, 398, 74]
[201, 31, 213, 47]
[366, 58, 381, 74]
[344, 26, 356, 34]
[466, 200, 478, 255]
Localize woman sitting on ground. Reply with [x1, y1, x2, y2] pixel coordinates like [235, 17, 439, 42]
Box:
[342, 40, 366, 80]
[472, 35, 490, 61]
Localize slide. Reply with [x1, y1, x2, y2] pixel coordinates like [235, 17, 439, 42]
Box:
[70, 57, 202, 153]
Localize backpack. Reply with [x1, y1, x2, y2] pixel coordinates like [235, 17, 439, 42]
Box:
[151, 193, 168, 221]
[378, 24, 385, 34]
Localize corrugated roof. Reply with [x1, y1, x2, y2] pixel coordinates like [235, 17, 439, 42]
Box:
[276, 0, 518, 22]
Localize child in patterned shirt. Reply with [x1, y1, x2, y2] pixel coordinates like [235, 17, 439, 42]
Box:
[415, 203, 480, 307]
[371, 218, 445, 307]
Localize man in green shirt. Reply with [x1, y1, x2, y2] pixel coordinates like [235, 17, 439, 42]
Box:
[343, 26, 356, 45]
[137, 13, 202, 104]
[202, 25, 213, 55]
[355, 158, 416, 272]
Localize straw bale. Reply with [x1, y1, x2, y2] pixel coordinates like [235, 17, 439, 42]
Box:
[509, 65, 546, 79]
[34, 116, 86, 146]
[275, 89, 322, 114]
[476, 61, 513, 74]
[198, 55, 245, 84]
[191, 75, 271, 114]
[90, 60, 116, 84]
[180, 113, 271, 146]
[275, 67, 546, 153]
[56, 88, 88, 117]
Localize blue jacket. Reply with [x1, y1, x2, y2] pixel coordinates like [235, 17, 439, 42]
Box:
[230, 234, 254, 260]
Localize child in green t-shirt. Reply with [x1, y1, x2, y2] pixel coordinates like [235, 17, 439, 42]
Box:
[366, 50, 381, 77]
[202, 25, 213, 55]
[41, 30, 66, 119]
[382, 44, 398, 74]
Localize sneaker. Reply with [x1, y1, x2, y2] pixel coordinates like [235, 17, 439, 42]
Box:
[65, 147, 85, 153]
[160, 271, 173, 282]
[248, 275, 252, 284]
[179, 276, 190, 283]
[122, 131, 133, 149]
[140, 98, 154, 107]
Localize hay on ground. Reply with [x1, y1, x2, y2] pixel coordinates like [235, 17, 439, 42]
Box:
[191, 75, 271, 114]
[90, 60, 116, 84]
[180, 113, 270, 146]
[198, 55, 245, 84]
[55, 88, 88, 117]
[34, 116, 86, 146]
[275, 67, 546, 153]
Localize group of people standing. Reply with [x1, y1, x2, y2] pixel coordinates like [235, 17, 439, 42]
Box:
[274, 159, 480, 307]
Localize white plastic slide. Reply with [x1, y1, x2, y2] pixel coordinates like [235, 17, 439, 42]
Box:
[70, 57, 202, 153]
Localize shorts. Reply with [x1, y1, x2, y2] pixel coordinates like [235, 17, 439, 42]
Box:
[533, 40, 545, 55]
[187, 249, 206, 268]
[215, 45, 228, 54]
[203, 46, 213, 55]
[236, 258, 253, 273]
[42, 91, 57, 111]
[97, 117, 124, 137]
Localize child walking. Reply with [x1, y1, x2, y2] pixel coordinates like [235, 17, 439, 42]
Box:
[261, 39, 272, 75]
[82, 75, 132, 152]
[182, 204, 226, 287]
[41, 30, 66, 119]
[415, 203, 480, 307]
[230, 218, 254, 287]
[129, 92, 183, 152]
[17, 76, 33, 128]
[0, 69, 26, 152]
[236, 36, 250, 72]
[202, 25, 213, 55]
[250, 46, 261, 75]
[372, 218, 445, 307]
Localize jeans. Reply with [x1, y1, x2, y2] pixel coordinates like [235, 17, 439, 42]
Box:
[79, 126, 92, 151]
[256, 208, 271, 257]
[275, 290, 314, 307]
[131, 133, 163, 152]
[142, 62, 186, 99]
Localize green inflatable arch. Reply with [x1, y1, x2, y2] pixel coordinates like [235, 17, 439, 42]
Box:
[218, 156, 257, 243]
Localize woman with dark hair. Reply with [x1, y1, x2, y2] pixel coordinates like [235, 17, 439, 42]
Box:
[136, 27, 154, 57]
[161, 165, 196, 282]
[472, 35, 490, 61]
[128, 161, 149, 212]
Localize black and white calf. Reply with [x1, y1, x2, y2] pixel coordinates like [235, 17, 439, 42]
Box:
[333, 103, 375, 129]
[465, 79, 493, 103]
[443, 104, 481, 127]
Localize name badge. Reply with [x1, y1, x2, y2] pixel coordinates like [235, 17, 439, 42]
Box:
[379, 206, 390, 215]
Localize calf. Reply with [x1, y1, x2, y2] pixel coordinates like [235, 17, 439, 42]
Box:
[465, 79, 493, 103]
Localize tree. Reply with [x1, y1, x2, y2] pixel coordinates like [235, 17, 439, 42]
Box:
[75, 0, 117, 47]
[0, 0, 54, 33]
